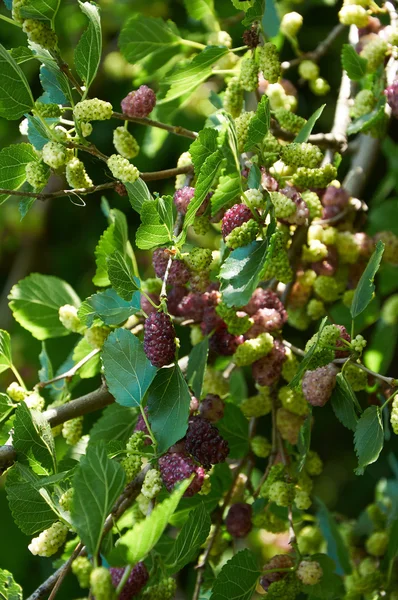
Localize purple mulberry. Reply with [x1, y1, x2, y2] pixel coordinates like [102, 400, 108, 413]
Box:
[152, 248, 190, 285]
[199, 394, 225, 422]
[167, 285, 187, 316]
[209, 325, 244, 356]
[221, 204, 252, 239]
[335, 324, 351, 358]
[246, 307, 284, 337]
[185, 416, 229, 468]
[385, 80, 398, 118]
[173, 186, 195, 214]
[302, 363, 339, 407]
[260, 554, 294, 591]
[321, 185, 349, 208]
[225, 503, 252, 538]
[177, 292, 205, 322]
[110, 564, 149, 599]
[244, 288, 287, 323]
[201, 306, 223, 335]
[158, 452, 205, 497]
[252, 339, 286, 386]
[144, 312, 176, 367]
[280, 185, 309, 225]
[121, 85, 156, 118]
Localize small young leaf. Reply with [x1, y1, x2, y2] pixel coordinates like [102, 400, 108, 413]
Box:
[72, 442, 125, 557]
[0, 143, 38, 205]
[351, 240, 384, 320]
[148, 366, 191, 454]
[0, 44, 34, 120]
[13, 403, 56, 475]
[331, 374, 359, 431]
[125, 179, 153, 214]
[93, 208, 129, 287]
[88, 404, 138, 446]
[354, 406, 384, 475]
[165, 503, 211, 572]
[187, 337, 209, 399]
[0, 568, 23, 600]
[107, 252, 141, 301]
[211, 169, 242, 216]
[72, 338, 101, 379]
[109, 478, 190, 565]
[0, 330, 12, 374]
[8, 273, 81, 340]
[341, 44, 367, 81]
[294, 104, 326, 143]
[210, 549, 260, 600]
[74, 1, 102, 90]
[102, 329, 157, 407]
[243, 0, 265, 26]
[247, 163, 261, 189]
[244, 95, 270, 151]
[190, 128, 218, 172]
[136, 201, 173, 250]
[10, 46, 34, 64]
[347, 101, 386, 136]
[78, 288, 140, 327]
[316, 498, 352, 575]
[217, 403, 249, 458]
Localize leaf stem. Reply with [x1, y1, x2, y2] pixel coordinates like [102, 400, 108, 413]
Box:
[37, 348, 100, 388]
[11, 364, 26, 389]
[115, 565, 133, 597]
[180, 38, 206, 50]
[0, 13, 22, 27]
[139, 405, 157, 449]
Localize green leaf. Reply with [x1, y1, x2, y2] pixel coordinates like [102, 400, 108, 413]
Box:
[301, 553, 344, 599]
[39, 59, 70, 104]
[243, 0, 265, 26]
[247, 163, 261, 189]
[183, 0, 214, 20]
[72, 338, 101, 379]
[5, 463, 58, 535]
[211, 169, 242, 216]
[316, 499, 352, 575]
[0, 330, 12, 374]
[387, 515, 398, 562]
[244, 94, 270, 151]
[165, 503, 211, 572]
[297, 410, 312, 472]
[102, 329, 157, 407]
[148, 365, 192, 454]
[79, 288, 140, 327]
[38, 342, 53, 383]
[119, 15, 181, 65]
[217, 403, 249, 458]
[347, 101, 386, 136]
[294, 104, 326, 143]
[125, 179, 153, 214]
[26, 114, 51, 151]
[89, 404, 138, 446]
[8, 273, 80, 340]
[13, 403, 56, 475]
[107, 252, 141, 301]
[351, 240, 384, 320]
[0, 143, 38, 205]
[0, 44, 34, 120]
[288, 317, 328, 389]
[72, 441, 125, 557]
[341, 44, 367, 81]
[331, 374, 359, 431]
[187, 337, 209, 398]
[0, 568, 22, 600]
[354, 406, 384, 475]
[262, 0, 280, 37]
[10, 46, 34, 64]
[136, 200, 173, 250]
[74, 1, 102, 90]
[190, 128, 218, 172]
[0, 393, 15, 419]
[365, 319, 398, 375]
[109, 478, 190, 565]
[93, 208, 129, 287]
[230, 0, 255, 11]
[210, 549, 260, 600]
[20, 0, 60, 23]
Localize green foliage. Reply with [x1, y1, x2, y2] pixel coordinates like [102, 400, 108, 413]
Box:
[294, 104, 326, 143]
[331, 374, 359, 431]
[316, 499, 352, 575]
[187, 337, 209, 399]
[0, 144, 37, 204]
[351, 241, 385, 320]
[13, 403, 56, 475]
[341, 45, 368, 81]
[0, 45, 34, 120]
[78, 288, 140, 327]
[355, 406, 384, 475]
[210, 549, 261, 600]
[0, 569, 23, 600]
[0, 331, 12, 375]
[217, 403, 249, 458]
[107, 252, 140, 301]
[165, 503, 211, 572]
[244, 95, 270, 151]
[74, 1, 102, 91]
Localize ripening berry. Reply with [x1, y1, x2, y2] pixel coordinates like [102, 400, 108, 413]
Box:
[252, 339, 287, 386]
[360, 38, 388, 73]
[66, 158, 93, 189]
[302, 363, 339, 407]
[28, 521, 68, 557]
[185, 416, 229, 468]
[245, 288, 287, 321]
[281, 11, 303, 37]
[385, 81, 398, 118]
[22, 19, 58, 49]
[313, 275, 340, 302]
[278, 386, 309, 416]
[59, 488, 74, 512]
[199, 394, 225, 422]
[85, 325, 111, 349]
[144, 312, 176, 368]
[391, 396, 398, 434]
[152, 248, 190, 285]
[107, 154, 139, 184]
[233, 332, 274, 366]
[307, 298, 326, 320]
[274, 109, 306, 134]
[292, 164, 337, 188]
[225, 503, 252, 538]
[281, 143, 323, 168]
[251, 435, 271, 458]
[260, 554, 294, 591]
[25, 161, 49, 190]
[281, 348, 299, 382]
[235, 111, 255, 152]
[365, 531, 388, 556]
[352, 89, 376, 119]
[173, 186, 195, 214]
[25, 391, 45, 411]
[309, 77, 331, 96]
[185, 247, 212, 272]
[141, 469, 162, 499]
[42, 142, 72, 170]
[294, 489, 312, 510]
[175, 151, 192, 189]
[297, 561, 323, 585]
[72, 556, 92, 589]
[240, 57, 259, 92]
[73, 98, 113, 122]
[62, 416, 83, 445]
[246, 307, 284, 337]
[298, 60, 319, 81]
[90, 567, 113, 600]
[276, 407, 304, 444]
[223, 76, 244, 118]
[113, 127, 140, 159]
[6, 381, 27, 402]
[158, 452, 205, 497]
[259, 42, 281, 83]
[240, 388, 272, 418]
[110, 564, 149, 600]
[222, 203, 253, 238]
[141, 577, 176, 600]
[121, 86, 156, 118]
[268, 481, 295, 507]
[339, 4, 369, 27]
[305, 450, 323, 476]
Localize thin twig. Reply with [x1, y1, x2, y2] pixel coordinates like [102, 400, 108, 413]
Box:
[271, 121, 347, 151]
[47, 542, 83, 600]
[112, 112, 198, 139]
[281, 23, 345, 70]
[38, 349, 100, 388]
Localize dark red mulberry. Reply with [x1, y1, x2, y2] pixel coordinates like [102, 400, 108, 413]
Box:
[322, 205, 341, 220]
[246, 307, 284, 337]
[321, 185, 349, 208]
[167, 285, 187, 316]
[311, 246, 338, 276]
[385, 80, 398, 118]
[209, 325, 244, 356]
[244, 288, 287, 323]
[199, 394, 225, 422]
[144, 312, 176, 368]
[158, 452, 205, 497]
[260, 554, 294, 591]
[121, 85, 156, 118]
[185, 415, 229, 468]
[201, 306, 224, 335]
[252, 339, 286, 386]
[140, 293, 158, 315]
[221, 204, 252, 239]
[152, 248, 190, 285]
[177, 292, 205, 322]
[225, 503, 252, 538]
[261, 169, 279, 191]
[110, 564, 149, 599]
[335, 324, 351, 358]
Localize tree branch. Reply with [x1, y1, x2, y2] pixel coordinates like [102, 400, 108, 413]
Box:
[112, 112, 198, 139]
[281, 23, 345, 70]
[38, 349, 100, 388]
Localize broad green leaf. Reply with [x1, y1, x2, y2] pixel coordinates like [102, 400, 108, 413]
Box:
[0, 143, 37, 205]
[119, 15, 181, 65]
[351, 240, 384, 320]
[74, 1, 102, 90]
[229, 369, 247, 404]
[294, 104, 326, 143]
[262, 0, 280, 37]
[39, 60, 70, 104]
[331, 374, 359, 431]
[102, 329, 157, 407]
[93, 208, 129, 287]
[247, 163, 261, 189]
[8, 273, 80, 340]
[187, 337, 209, 398]
[20, 0, 60, 23]
[297, 411, 312, 472]
[125, 179, 153, 214]
[316, 499, 352, 575]
[0, 44, 34, 120]
[211, 170, 242, 216]
[190, 128, 218, 172]
[0, 568, 22, 600]
[13, 403, 56, 475]
[10, 46, 34, 64]
[72, 338, 101, 379]
[0, 394, 15, 419]
[210, 549, 260, 600]
[244, 95, 270, 151]
[107, 252, 141, 301]
[243, 0, 265, 26]
[288, 317, 328, 389]
[72, 441, 125, 557]
[26, 114, 52, 150]
[109, 478, 190, 565]
[148, 366, 191, 454]
[5, 463, 58, 535]
[217, 403, 249, 458]
[183, 0, 214, 20]
[354, 406, 384, 475]
[341, 44, 367, 81]
[165, 504, 211, 572]
[89, 404, 138, 446]
[347, 101, 386, 136]
[301, 553, 344, 599]
[0, 330, 12, 374]
[79, 288, 140, 327]
[136, 201, 173, 250]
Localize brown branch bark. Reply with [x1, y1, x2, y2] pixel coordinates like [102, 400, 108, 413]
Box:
[112, 112, 198, 139]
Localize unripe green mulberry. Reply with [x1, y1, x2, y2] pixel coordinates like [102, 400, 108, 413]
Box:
[302, 191, 322, 219]
[25, 161, 49, 190]
[175, 151, 192, 189]
[72, 556, 92, 589]
[42, 142, 72, 169]
[281, 11, 303, 37]
[352, 89, 376, 118]
[80, 122, 93, 137]
[233, 332, 274, 366]
[193, 215, 211, 235]
[360, 39, 388, 73]
[74, 98, 113, 122]
[259, 464, 285, 498]
[281, 143, 323, 168]
[298, 525, 323, 554]
[288, 307, 311, 331]
[274, 109, 306, 135]
[22, 19, 58, 49]
[305, 450, 323, 475]
[313, 275, 339, 302]
[268, 481, 295, 507]
[305, 324, 341, 353]
[245, 188, 264, 208]
[34, 101, 61, 118]
[113, 126, 140, 159]
[59, 304, 81, 333]
[292, 164, 337, 188]
[278, 386, 309, 416]
[297, 560, 323, 585]
[276, 407, 304, 444]
[298, 60, 319, 81]
[258, 43, 281, 83]
[240, 57, 259, 92]
[251, 435, 271, 458]
[25, 391, 45, 411]
[216, 303, 252, 335]
[252, 509, 288, 532]
[90, 567, 113, 600]
[366, 503, 387, 530]
[208, 30, 232, 48]
[141, 469, 162, 499]
[263, 132, 281, 155]
[391, 395, 398, 434]
[142, 577, 176, 600]
[121, 454, 142, 480]
[126, 431, 146, 454]
[6, 381, 27, 402]
[59, 488, 74, 511]
[62, 416, 83, 446]
[240, 388, 272, 418]
[336, 231, 359, 264]
[282, 348, 299, 382]
[223, 77, 244, 118]
[225, 219, 259, 249]
[339, 4, 369, 27]
[185, 247, 213, 272]
[302, 240, 328, 262]
[28, 521, 68, 556]
[269, 191, 296, 218]
[266, 83, 297, 111]
[365, 531, 388, 556]
[203, 367, 229, 397]
[235, 111, 255, 152]
[344, 362, 367, 391]
[107, 154, 139, 183]
[52, 125, 71, 144]
[294, 489, 312, 510]
[66, 158, 93, 189]
[309, 77, 331, 96]
[85, 325, 111, 348]
[307, 298, 326, 320]
[12, 0, 27, 23]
